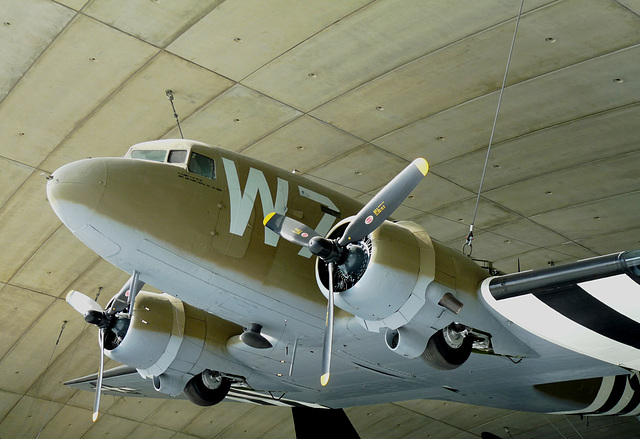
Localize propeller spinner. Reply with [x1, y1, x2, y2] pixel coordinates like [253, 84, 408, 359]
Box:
[264, 158, 428, 386]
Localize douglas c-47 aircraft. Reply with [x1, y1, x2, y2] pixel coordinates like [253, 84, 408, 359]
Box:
[47, 139, 640, 434]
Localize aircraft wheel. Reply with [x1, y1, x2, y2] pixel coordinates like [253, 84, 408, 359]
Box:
[184, 370, 231, 406]
[421, 326, 473, 370]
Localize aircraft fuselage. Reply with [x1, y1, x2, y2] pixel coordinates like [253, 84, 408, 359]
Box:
[48, 139, 634, 413]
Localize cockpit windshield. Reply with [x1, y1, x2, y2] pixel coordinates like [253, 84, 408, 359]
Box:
[188, 152, 215, 179]
[128, 149, 189, 165]
[130, 149, 167, 162]
[168, 150, 188, 164]
[126, 142, 215, 180]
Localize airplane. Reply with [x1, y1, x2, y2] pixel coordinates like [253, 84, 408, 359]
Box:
[47, 138, 640, 435]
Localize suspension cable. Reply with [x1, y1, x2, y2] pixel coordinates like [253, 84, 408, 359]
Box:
[463, 0, 525, 256]
[166, 89, 184, 139]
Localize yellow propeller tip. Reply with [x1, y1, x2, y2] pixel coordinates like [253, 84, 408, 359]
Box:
[263, 212, 276, 226]
[414, 158, 429, 176]
[92, 412, 99, 422]
[320, 373, 330, 387]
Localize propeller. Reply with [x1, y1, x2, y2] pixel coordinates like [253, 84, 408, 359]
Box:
[65, 272, 144, 422]
[321, 262, 335, 386]
[66, 289, 103, 316]
[264, 158, 428, 386]
[66, 290, 109, 421]
[94, 328, 105, 422]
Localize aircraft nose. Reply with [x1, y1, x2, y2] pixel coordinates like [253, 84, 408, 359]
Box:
[47, 159, 107, 232]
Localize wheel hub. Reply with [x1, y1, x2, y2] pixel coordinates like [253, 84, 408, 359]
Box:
[201, 369, 223, 390]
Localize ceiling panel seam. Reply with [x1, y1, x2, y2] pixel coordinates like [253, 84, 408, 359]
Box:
[481, 149, 640, 200]
[428, 144, 640, 202]
[232, 109, 412, 179]
[34, 49, 163, 173]
[55, 256, 103, 303]
[233, 113, 305, 154]
[475, 219, 590, 255]
[312, 39, 640, 148]
[0, 298, 62, 375]
[372, 97, 640, 160]
[387, 401, 470, 435]
[0, 6, 79, 109]
[0, 210, 61, 286]
[0, 165, 37, 210]
[234, 0, 380, 84]
[74, 9, 161, 51]
[0, 297, 58, 366]
[297, 1, 559, 118]
[530, 189, 640, 217]
[615, 0, 640, 17]
[160, 48, 237, 86]
[472, 198, 597, 254]
[429, 196, 597, 257]
[159, 82, 302, 150]
[429, 101, 640, 173]
[154, 0, 229, 50]
[160, 10, 640, 179]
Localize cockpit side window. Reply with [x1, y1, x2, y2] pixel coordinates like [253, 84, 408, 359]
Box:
[130, 150, 166, 162]
[168, 150, 188, 164]
[188, 152, 215, 180]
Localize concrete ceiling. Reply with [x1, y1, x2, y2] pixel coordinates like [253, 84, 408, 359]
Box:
[1, 0, 639, 437]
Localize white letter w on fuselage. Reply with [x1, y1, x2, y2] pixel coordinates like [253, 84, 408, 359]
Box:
[222, 158, 288, 247]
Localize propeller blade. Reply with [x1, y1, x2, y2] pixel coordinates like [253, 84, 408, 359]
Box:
[338, 158, 428, 246]
[107, 271, 144, 315]
[66, 290, 103, 316]
[93, 329, 105, 422]
[321, 262, 335, 387]
[264, 212, 321, 247]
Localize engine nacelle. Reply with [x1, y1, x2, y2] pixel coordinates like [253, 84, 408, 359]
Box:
[105, 291, 244, 396]
[316, 219, 436, 328]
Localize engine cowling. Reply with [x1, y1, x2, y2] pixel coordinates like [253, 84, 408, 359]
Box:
[104, 291, 244, 396]
[315, 219, 437, 329]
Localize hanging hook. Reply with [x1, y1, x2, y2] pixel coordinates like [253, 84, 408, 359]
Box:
[165, 89, 184, 139]
[462, 225, 474, 256]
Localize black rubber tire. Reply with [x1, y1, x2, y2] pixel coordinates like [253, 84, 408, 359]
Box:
[183, 373, 231, 406]
[421, 329, 473, 370]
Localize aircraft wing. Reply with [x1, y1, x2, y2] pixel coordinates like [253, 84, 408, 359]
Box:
[64, 365, 328, 408]
[480, 250, 640, 370]
[65, 367, 363, 438]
